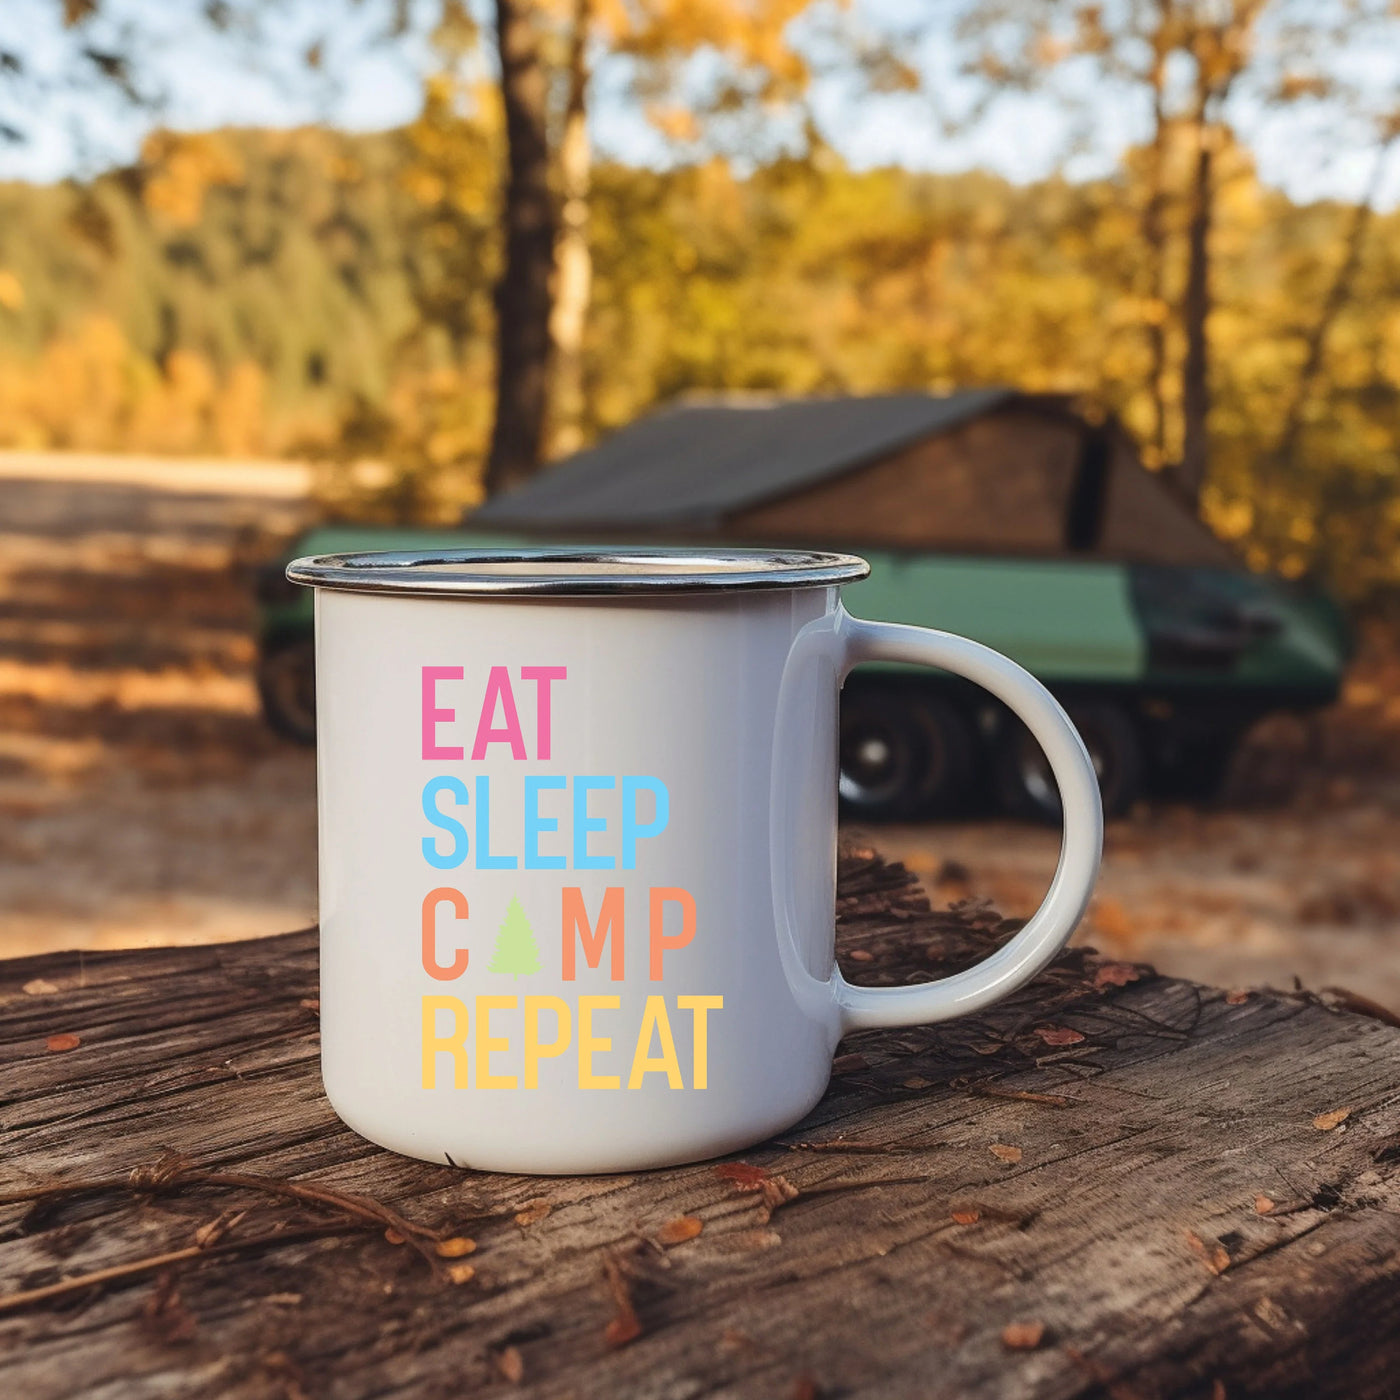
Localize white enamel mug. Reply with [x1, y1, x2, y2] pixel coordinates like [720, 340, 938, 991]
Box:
[287, 547, 1102, 1175]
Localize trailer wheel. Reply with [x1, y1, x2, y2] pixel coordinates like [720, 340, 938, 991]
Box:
[257, 637, 317, 746]
[839, 690, 973, 821]
[995, 701, 1142, 822]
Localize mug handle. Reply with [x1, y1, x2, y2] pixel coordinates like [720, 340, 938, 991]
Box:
[773, 608, 1103, 1036]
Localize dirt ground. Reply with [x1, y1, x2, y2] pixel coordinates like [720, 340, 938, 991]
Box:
[4, 453, 1400, 1012]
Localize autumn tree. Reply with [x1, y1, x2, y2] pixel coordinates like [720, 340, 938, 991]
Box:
[953, 0, 1389, 508]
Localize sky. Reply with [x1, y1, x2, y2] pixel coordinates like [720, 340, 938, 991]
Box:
[1, 0, 1398, 209]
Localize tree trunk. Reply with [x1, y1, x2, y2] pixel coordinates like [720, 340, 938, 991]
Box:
[548, 0, 593, 460]
[1178, 106, 1213, 509]
[1141, 9, 1174, 468]
[485, 0, 556, 497]
[1274, 127, 1399, 473]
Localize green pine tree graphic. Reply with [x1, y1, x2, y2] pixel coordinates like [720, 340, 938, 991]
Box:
[487, 896, 542, 979]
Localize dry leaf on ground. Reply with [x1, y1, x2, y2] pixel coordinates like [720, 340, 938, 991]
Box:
[514, 1198, 553, 1226]
[1313, 1107, 1351, 1131]
[1033, 1026, 1085, 1046]
[1001, 1320, 1045, 1350]
[493, 1345, 525, 1384]
[989, 1144, 1022, 1164]
[45, 1033, 80, 1052]
[1092, 962, 1140, 989]
[655, 1215, 703, 1246]
[434, 1236, 476, 1258]
[22, 978, 58, 996]
[445, 1262, 475, 1285]
[1225, 989, 1251, 1005]
[602, 1254, 642, 1348]
[951, 1208, 981, 1225]
[1185, 1231, 1230, 1275]
[1254, 1194, 1276, 1215]
[846, 948, 874, 963]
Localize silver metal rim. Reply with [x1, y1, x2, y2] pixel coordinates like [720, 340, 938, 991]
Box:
[286, 546, 870, 597]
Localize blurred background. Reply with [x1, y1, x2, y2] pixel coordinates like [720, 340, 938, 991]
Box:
[2, 0, 1399, 1009]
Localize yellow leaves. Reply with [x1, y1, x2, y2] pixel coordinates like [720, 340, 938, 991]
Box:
[139, 131, 244, 228]
[989, 1144, 1022, 1164]
[0, 270, 23, 312]
[445, 1261, 476, 1285]
[1312, 1107, 1351, 1132]
[45, 1033, 81, 1052]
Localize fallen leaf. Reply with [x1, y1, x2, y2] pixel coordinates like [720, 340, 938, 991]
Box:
[445, 1261, 476, 1285]
[1313, 1108, 1351, 1131]
[383, 1227, 407, 1245]
[1033, 1026, 1085, 1046]
[22, 978, 58, 996]
[951, 1208, 981, 1225]
[715, 1161, 772, 1188]
[1225, 989, 1250, 1005]
[846, 948, 875, 963]
[1092, 962, 1140, 989]
[1001, 1320, 1045, 1350]
[514, 1197, 553, 1226]
[655, 1215, 703, 1246]
[45, 1033, 80, 1052]
[434, 1236, 476, 1258]
[831, 1053, 869, 1075]
[299, 998, 320, 1011]
[989, 1144, 1022, 1164]
[493, 1345, 525, 1384]
[902, 1076, 932, 1089]
[1185, 1230, 1230, 1276]
[602, 1254, 641, 1348]
[1254, 1194, 1275, 1215]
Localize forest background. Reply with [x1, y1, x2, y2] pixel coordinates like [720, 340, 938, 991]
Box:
[2, 0, 1400, 601]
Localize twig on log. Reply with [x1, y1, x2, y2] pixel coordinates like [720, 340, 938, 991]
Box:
[0, 1222, 358, 1316]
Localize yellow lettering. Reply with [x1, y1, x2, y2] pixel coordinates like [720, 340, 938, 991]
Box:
[524, 995, 572, 1088]
[422, 995, 469, 1089]
[474, 995, 517, 1088]
[578, 995, 621, 1089]
[676, 995, 723, 1090]
[628, 995, 683, 1088]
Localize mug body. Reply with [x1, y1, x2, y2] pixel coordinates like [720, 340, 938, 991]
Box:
[312, 569, 849, 1173]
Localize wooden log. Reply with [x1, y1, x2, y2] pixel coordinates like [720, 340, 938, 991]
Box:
[2, 851, 1398, 1399]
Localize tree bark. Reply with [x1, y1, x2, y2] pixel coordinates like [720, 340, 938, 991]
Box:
[548, 0, 593, 460]
[485, 0, 556, 497]
[1178, 105, 1213, 509]
[1141, 8, 1174, 468]
[1274, 126, 1399, 474]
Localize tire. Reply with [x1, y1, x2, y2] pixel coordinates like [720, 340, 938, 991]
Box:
[839, 689, 974, 821]
[257, 637, 317, 745]
[995, 700, 1142, 822]
[1152, 732, 1240, 802]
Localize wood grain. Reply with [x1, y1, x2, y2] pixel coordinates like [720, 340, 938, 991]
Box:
[2, 850, 1398, 1399]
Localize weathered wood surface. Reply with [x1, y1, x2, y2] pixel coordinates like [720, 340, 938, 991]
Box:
[2, 851, 1399, 1400]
